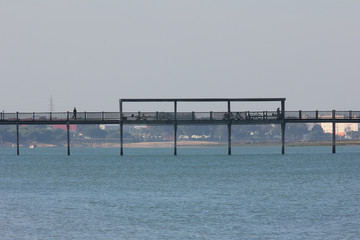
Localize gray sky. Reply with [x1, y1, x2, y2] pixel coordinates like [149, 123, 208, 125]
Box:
[1, 0, 359, 112]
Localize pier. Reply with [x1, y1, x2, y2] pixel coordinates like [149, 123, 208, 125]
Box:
[1, 98, 360, 155]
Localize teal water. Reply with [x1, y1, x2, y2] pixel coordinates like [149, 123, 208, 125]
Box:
[1, 146, 360, 239]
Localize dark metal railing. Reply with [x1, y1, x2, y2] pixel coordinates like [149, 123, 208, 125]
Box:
[1, 110, 360, 123]
[285, 111, 360, 120]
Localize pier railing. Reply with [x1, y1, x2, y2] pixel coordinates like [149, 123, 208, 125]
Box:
[1, 110, 360, 123]
[285, 111, 360, 120]
[0, 112, 120, 122]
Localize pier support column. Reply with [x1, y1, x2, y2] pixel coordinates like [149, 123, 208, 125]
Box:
[332, 110, 336, 154]
[174, 100, 177, 156]
[16, 122, 19, 156]
[228, 123, 232, 155]
[281, 122, 285, 155]
[174, 123, 177, 156]
[120, 122, 123, 156]
[67, 122, 70, 156]
[281, 100, 286, 155]
[227, 100, 231, 155]
[119, 99, 124, 156]
[332, 122, 336, 154]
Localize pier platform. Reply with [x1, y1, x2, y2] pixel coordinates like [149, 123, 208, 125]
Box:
[1, 98, 360, 155]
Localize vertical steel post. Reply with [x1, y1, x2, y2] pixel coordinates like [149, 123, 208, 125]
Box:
[120, 99, 123, 156]
[332, 110, 336, 154]
[120, 122, 123, 156]
[228, 123, 231, 155]
[227, 100, 231, 116]
[174, 100, 177, 156]
[281, 100, 286, 154]
[227, 100, 231, 155]
[281, 122, 285, 155]
[67, 121, 70, 156]
[281, 100, 285, 119]
[16, 112, 19, 155]
[16, 123, 19, 155]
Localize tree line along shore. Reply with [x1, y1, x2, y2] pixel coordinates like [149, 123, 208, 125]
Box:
[1, 124, 360, 148]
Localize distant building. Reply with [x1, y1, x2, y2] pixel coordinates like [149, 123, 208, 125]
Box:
[320, 122, 358, 136]
[99, 124, 120, 130]
[134, 125, 147, 129]
[52, 125, 77, 131]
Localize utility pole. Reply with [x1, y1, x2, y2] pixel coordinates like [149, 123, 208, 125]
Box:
[49, 96, 54, 112]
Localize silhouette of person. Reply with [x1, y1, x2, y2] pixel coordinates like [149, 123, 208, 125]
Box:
[72, 107, 77, 119]
[277, 107, 281, 118]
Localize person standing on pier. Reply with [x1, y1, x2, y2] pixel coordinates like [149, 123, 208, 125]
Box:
[72, 107, 77, 119]
[277, 107, 281, 119]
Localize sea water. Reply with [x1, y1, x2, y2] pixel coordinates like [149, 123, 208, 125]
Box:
[1, 146, 360, 239]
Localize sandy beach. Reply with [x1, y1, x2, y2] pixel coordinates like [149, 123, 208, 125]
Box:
[90, 141, 225, 148]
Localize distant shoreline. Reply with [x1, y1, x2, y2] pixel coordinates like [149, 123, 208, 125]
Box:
[2, 140, 360, 148]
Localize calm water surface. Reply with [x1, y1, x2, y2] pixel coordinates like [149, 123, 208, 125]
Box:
[1, 146, 360, 239]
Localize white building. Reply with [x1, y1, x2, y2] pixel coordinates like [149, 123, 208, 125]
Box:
[320, 122, 358, 136]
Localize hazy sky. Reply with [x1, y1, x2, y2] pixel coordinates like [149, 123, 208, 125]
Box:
[1, 0, 359, 112]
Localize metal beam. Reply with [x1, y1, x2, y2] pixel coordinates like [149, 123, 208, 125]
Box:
[120, 98, 286, 102]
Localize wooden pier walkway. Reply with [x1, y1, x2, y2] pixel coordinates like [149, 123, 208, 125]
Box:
[1, 98, 360, 155]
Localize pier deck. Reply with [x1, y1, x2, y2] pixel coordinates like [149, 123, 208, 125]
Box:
[1, 110, 360, 125]
[1, 98, 360, 155]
